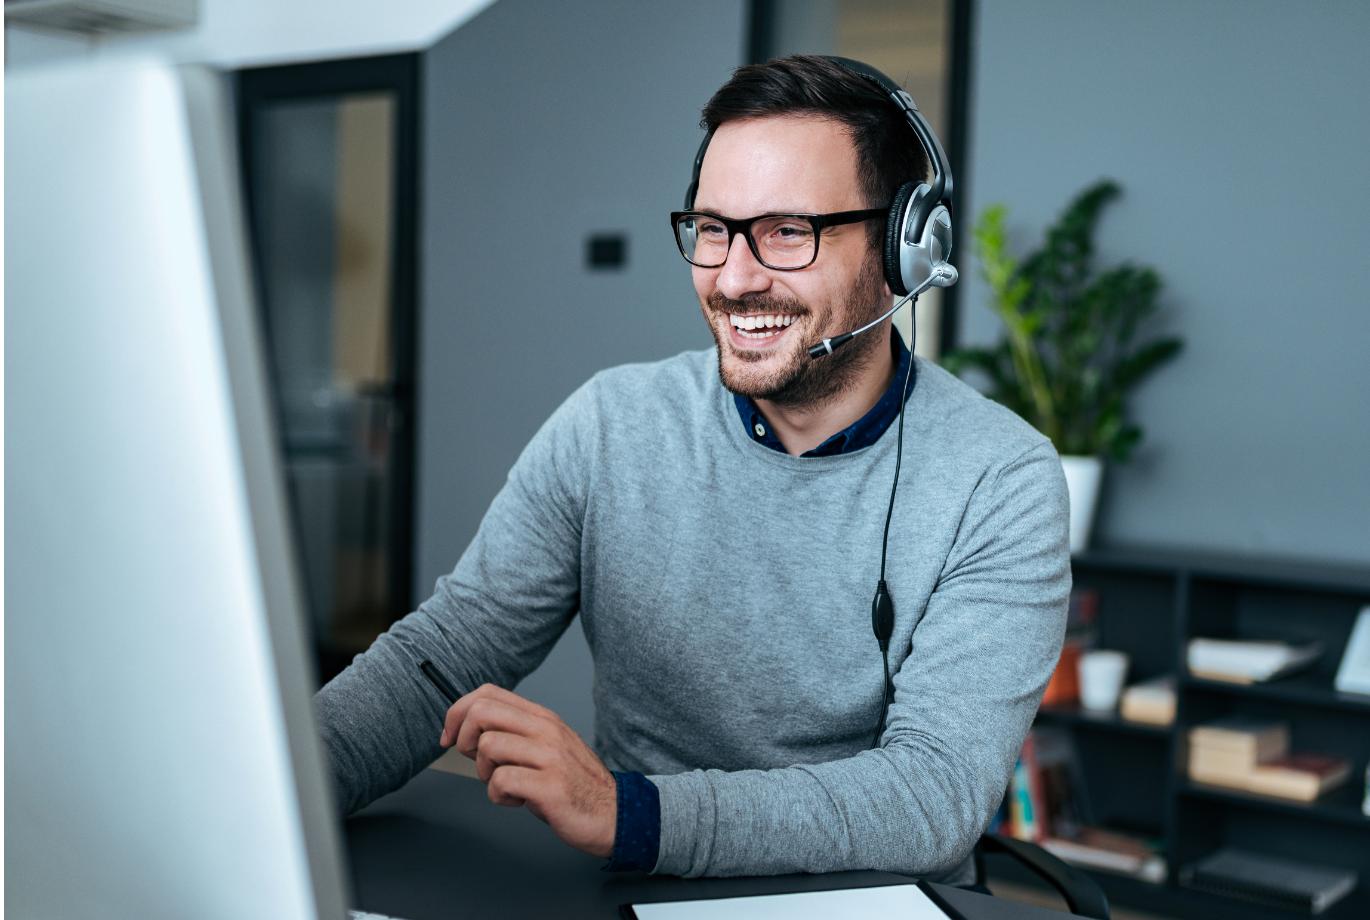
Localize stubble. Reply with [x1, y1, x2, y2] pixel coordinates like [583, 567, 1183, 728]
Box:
[709, 256, 889, 410]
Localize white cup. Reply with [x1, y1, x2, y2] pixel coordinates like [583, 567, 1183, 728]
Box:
[1078, 650, 1129, 711]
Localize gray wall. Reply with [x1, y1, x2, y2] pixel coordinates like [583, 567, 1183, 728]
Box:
[963, 0, 1370, 565]
[417, 0, 747, 735]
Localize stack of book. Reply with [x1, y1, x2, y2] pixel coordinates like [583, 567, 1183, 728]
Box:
[1249, 754, 1354, 802]
[1187, 637, 1321, 684]
[1181, 847, 1358, 914]
[996, 728, 1167, 883]
[1187, 717, 1351, 802]
[1006, 729, 1079, 842]
[1042, 828, 1167, 884]
[1188, 717, 1289, 788]
[1119, 674, 1177, 726]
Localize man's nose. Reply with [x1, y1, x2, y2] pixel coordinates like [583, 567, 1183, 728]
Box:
[714, 232, 772, 301]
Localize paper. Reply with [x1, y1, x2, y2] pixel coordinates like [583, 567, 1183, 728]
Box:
[628, 883, 955, 919]
[1187, 638, 1321, 681]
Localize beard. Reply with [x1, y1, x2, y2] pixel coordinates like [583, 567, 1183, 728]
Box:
[707, 255, 889, 409]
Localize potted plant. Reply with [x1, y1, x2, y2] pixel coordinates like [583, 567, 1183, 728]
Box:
[943, 180, 1183, 553]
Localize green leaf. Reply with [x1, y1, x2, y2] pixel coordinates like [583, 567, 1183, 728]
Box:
[1109, 424, 1143, 463]
[1114, 338, 1183, 392]
[944, 180, 1184, 464]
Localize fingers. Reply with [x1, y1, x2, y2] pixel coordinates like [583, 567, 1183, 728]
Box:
[443, 684, 557, 735]
[439, 683, 555, 750]
[486, 764, 539, 808]
[452, 698, 545, 759]
[472, 730, 547, 783]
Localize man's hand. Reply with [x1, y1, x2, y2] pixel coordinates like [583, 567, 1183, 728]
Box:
[439, 684, 617, 859]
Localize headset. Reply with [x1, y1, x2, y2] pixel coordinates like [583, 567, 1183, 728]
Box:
[684, 56, 958, 746]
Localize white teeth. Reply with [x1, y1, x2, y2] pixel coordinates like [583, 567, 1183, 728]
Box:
[729, 313, 796, 331]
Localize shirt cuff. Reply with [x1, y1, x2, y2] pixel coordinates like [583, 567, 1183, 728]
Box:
[603, 771, 660, 872]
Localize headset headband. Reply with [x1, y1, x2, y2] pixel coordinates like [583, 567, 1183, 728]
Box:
[823, 56, 952, 205]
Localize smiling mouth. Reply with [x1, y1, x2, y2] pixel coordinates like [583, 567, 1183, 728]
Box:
[729, 312, 798, 341]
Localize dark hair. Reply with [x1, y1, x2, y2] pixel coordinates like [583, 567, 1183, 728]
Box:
[700, 54, 928, 246]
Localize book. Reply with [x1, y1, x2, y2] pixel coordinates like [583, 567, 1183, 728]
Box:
[1188, 637, 1321, 684]
[1033, 727, 1090, 840]
[1247, 753, 1351, 802]
[1119, 674, 1176, 725]
[1180, 847, 1357, 914]
[1188, 717, 1290, 763]
[1187, 754, 1256, 790]
[986, 796, 1011, 837]
[1042, 827, 1167, 884]
[1187, 717, 1290, 787]
[1010, 731, 1167, 884]
[1008, 734, 1043, 842]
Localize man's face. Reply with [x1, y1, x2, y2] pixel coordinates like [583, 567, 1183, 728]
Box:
[691, 115, 891, 408]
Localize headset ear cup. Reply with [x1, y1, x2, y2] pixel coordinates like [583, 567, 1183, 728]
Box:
[883, 182, 919, 295]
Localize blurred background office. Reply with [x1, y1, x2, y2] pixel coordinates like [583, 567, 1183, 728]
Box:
[8, 2, 1369, 918]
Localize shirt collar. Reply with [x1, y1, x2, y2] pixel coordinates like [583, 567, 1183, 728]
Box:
[733, 329, 915, 457]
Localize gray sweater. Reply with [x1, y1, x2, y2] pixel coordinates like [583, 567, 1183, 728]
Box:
[316, 348, 1070, 885]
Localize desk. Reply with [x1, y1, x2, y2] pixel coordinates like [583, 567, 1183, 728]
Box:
[345, 769, 1070, 919]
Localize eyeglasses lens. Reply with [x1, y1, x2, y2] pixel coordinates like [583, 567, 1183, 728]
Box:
[674, 215, 816, 270]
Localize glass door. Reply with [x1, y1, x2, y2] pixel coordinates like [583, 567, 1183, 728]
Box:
[237, 55, 420, 684]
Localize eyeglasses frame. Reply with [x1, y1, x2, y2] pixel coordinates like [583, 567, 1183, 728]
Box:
[669, 207, 888, 271]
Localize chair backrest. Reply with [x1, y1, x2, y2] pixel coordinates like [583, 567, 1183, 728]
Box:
[974, 834, 1111, 920]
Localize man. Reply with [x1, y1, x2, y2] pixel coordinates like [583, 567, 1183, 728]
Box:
[317, 55, 1069, 886]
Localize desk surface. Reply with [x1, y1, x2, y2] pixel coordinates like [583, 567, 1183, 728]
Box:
[345, 769, 1069, 920]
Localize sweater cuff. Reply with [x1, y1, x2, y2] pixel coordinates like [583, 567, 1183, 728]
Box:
[646, 770, 715, 877]
[603, 771, 660, 872]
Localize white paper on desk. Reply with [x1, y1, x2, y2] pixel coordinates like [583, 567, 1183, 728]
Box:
[629, 883, 954, 919]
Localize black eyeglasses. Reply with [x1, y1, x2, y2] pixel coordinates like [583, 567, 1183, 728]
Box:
[669, 208, 887, 270]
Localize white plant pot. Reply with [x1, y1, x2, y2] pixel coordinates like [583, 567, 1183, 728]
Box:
[1060, 455, 1104, 555]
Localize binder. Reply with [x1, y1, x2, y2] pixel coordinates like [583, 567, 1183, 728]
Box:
[1180, 848, 1357, 914]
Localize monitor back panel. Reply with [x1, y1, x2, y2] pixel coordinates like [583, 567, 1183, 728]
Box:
[5, 58, 348, 920]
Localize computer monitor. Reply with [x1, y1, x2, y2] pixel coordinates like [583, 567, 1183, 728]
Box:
[6, 57, 353, 919]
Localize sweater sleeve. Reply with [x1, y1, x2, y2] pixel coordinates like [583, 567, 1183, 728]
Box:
[648, 441, 1070, 879]
[314, 382, 595, 815]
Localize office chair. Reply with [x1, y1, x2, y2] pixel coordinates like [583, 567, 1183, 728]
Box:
[973, 833, 1111, 919]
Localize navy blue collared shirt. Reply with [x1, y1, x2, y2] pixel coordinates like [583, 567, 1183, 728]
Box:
[735, 329, 915, 456]
[604, 330, 917, 873]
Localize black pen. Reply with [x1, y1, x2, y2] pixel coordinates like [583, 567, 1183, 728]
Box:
[418, 659, 462, 705]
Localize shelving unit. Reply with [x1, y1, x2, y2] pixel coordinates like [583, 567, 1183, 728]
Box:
[1178, 781, 1369, 829]
[1183, 674, 1370, 714]
[1037, 703, 1170, 738]
[990, 545, 1370, 920]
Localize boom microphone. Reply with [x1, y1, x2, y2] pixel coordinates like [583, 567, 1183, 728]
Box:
[806, 262, 958, 360]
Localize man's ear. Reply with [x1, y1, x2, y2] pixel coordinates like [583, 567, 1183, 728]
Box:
[873, 243, 894, 300]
